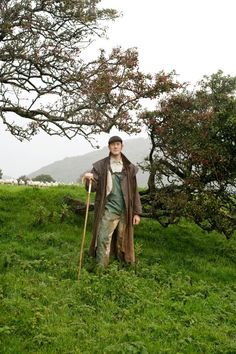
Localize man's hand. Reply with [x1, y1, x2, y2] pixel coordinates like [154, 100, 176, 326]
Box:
[133, 214, 141, 225]
[83, 172, 94, 182]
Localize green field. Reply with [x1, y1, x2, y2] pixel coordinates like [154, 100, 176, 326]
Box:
[0, 185, 236, 354]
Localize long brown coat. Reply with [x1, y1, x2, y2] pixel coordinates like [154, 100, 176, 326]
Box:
[86, 153, 142, 263]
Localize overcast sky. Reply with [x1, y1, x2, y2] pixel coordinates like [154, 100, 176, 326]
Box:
[1, 0, 236, 178]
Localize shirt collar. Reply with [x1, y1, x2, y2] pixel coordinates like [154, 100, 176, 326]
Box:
[110, 157, 123, 164]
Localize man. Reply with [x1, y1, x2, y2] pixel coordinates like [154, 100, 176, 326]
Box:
[84, 136, 142, 266]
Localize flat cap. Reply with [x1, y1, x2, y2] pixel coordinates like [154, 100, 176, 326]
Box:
[108, 135, 123, 144]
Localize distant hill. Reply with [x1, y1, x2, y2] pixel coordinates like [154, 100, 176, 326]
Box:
[28, 138, 151, 187]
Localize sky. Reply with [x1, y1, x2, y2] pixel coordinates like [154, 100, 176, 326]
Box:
[1, 0, 236, 178]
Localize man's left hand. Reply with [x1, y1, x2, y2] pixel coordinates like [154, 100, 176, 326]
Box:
[133, 214, 141, 225]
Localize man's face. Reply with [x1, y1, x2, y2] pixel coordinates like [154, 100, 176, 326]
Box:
[108, 142, 123, 156]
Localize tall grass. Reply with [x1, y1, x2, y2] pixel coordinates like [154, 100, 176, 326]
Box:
[0, 185, 236, 353]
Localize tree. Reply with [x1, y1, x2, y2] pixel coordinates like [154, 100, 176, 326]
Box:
[17, 175, 29, 184]
[32, 174, 55, 183]
[0, 168, 3, 179]
[140, 71, 236, 238]
[0, 0, 156, 142]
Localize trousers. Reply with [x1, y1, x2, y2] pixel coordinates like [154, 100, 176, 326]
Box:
[96, 210, 126, 266]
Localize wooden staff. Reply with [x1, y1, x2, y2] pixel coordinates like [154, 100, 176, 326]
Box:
[78, 178, 92, 280]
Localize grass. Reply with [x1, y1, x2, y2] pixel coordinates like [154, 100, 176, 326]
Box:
[0, 185, 236, 353]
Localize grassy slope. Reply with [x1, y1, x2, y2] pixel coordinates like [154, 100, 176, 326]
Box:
[0, 185, 236, 354]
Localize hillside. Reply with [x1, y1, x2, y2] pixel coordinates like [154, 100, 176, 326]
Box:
[0, 185, 236, 353]
[28, 138, 151, 186]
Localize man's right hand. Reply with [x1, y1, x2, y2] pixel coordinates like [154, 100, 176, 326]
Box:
[83, 172, 94, 181]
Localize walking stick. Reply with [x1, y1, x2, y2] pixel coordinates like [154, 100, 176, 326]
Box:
[78, 178, 92, 280]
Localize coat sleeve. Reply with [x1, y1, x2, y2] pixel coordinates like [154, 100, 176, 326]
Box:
[132, 166, 142, 216]
[85, 165, 99, 193]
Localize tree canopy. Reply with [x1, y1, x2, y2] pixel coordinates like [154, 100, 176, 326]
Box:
[32, 174, 55, 183]
[140, 71, 236, 237]
[0, 0, 158, 142]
